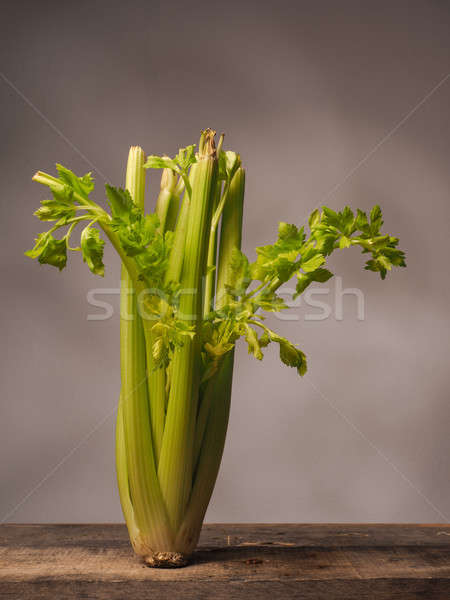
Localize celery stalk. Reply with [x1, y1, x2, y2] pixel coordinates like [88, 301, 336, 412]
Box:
[144, 168, 181, 464]
[155, 168, 180, 233]
[119, 147, 173, 554]
[115, 395, 140, 551]
[202, 179, 222, 317]
[164, 164, 197, 286]
[183, 166, 245, 539]
[194, 167, 245, 463]
[176, 352, 234, 552]
[158, 131, 217, 533]
[216, 167, 245, 309]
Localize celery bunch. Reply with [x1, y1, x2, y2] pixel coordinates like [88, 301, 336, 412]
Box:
[26, 129, 406, 566]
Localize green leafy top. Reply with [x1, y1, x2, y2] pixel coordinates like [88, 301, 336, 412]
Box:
[26, 166, 105, 275]
[26, 145, 405, 383]
[27, 166, 174, 288]
[200, 204, 405, 381]
[249, 205, 405, 300]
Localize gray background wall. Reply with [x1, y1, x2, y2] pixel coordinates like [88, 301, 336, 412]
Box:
[1, 0, 449, 524]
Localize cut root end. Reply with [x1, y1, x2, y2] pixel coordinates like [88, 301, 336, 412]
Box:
[143, 551, 190, 568]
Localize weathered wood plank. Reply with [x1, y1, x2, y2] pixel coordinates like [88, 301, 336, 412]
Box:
[2, 523, 449, 548]
[2, 578, 450, 600]
[0, 524, 449, 599]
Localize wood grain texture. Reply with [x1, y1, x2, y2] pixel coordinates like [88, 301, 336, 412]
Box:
[1, 524, 449, 599]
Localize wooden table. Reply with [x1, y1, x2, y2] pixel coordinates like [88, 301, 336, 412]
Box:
[1, 524, 449, 598]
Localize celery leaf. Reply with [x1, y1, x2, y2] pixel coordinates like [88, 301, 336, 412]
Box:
[81, 226, 105, 276]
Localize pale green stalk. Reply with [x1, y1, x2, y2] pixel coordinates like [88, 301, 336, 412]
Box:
[195, 167, 245, 464]
[56, 176, 175, 462]
[146, 353, 165, 466]
[216, 167, 245, 308]
[157, 131, 217, 533]
[115, 395, 140, 551]
[155, 168, 180, 233]
[176, 352, 233, 552]
[202, 179, 223, 317]
[145, 168, 181, 465]
[164, 164, 197, 286]
[181, 166, 245, 543]
[192, 371, 218, 469]
[119, 147, 173, 553]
